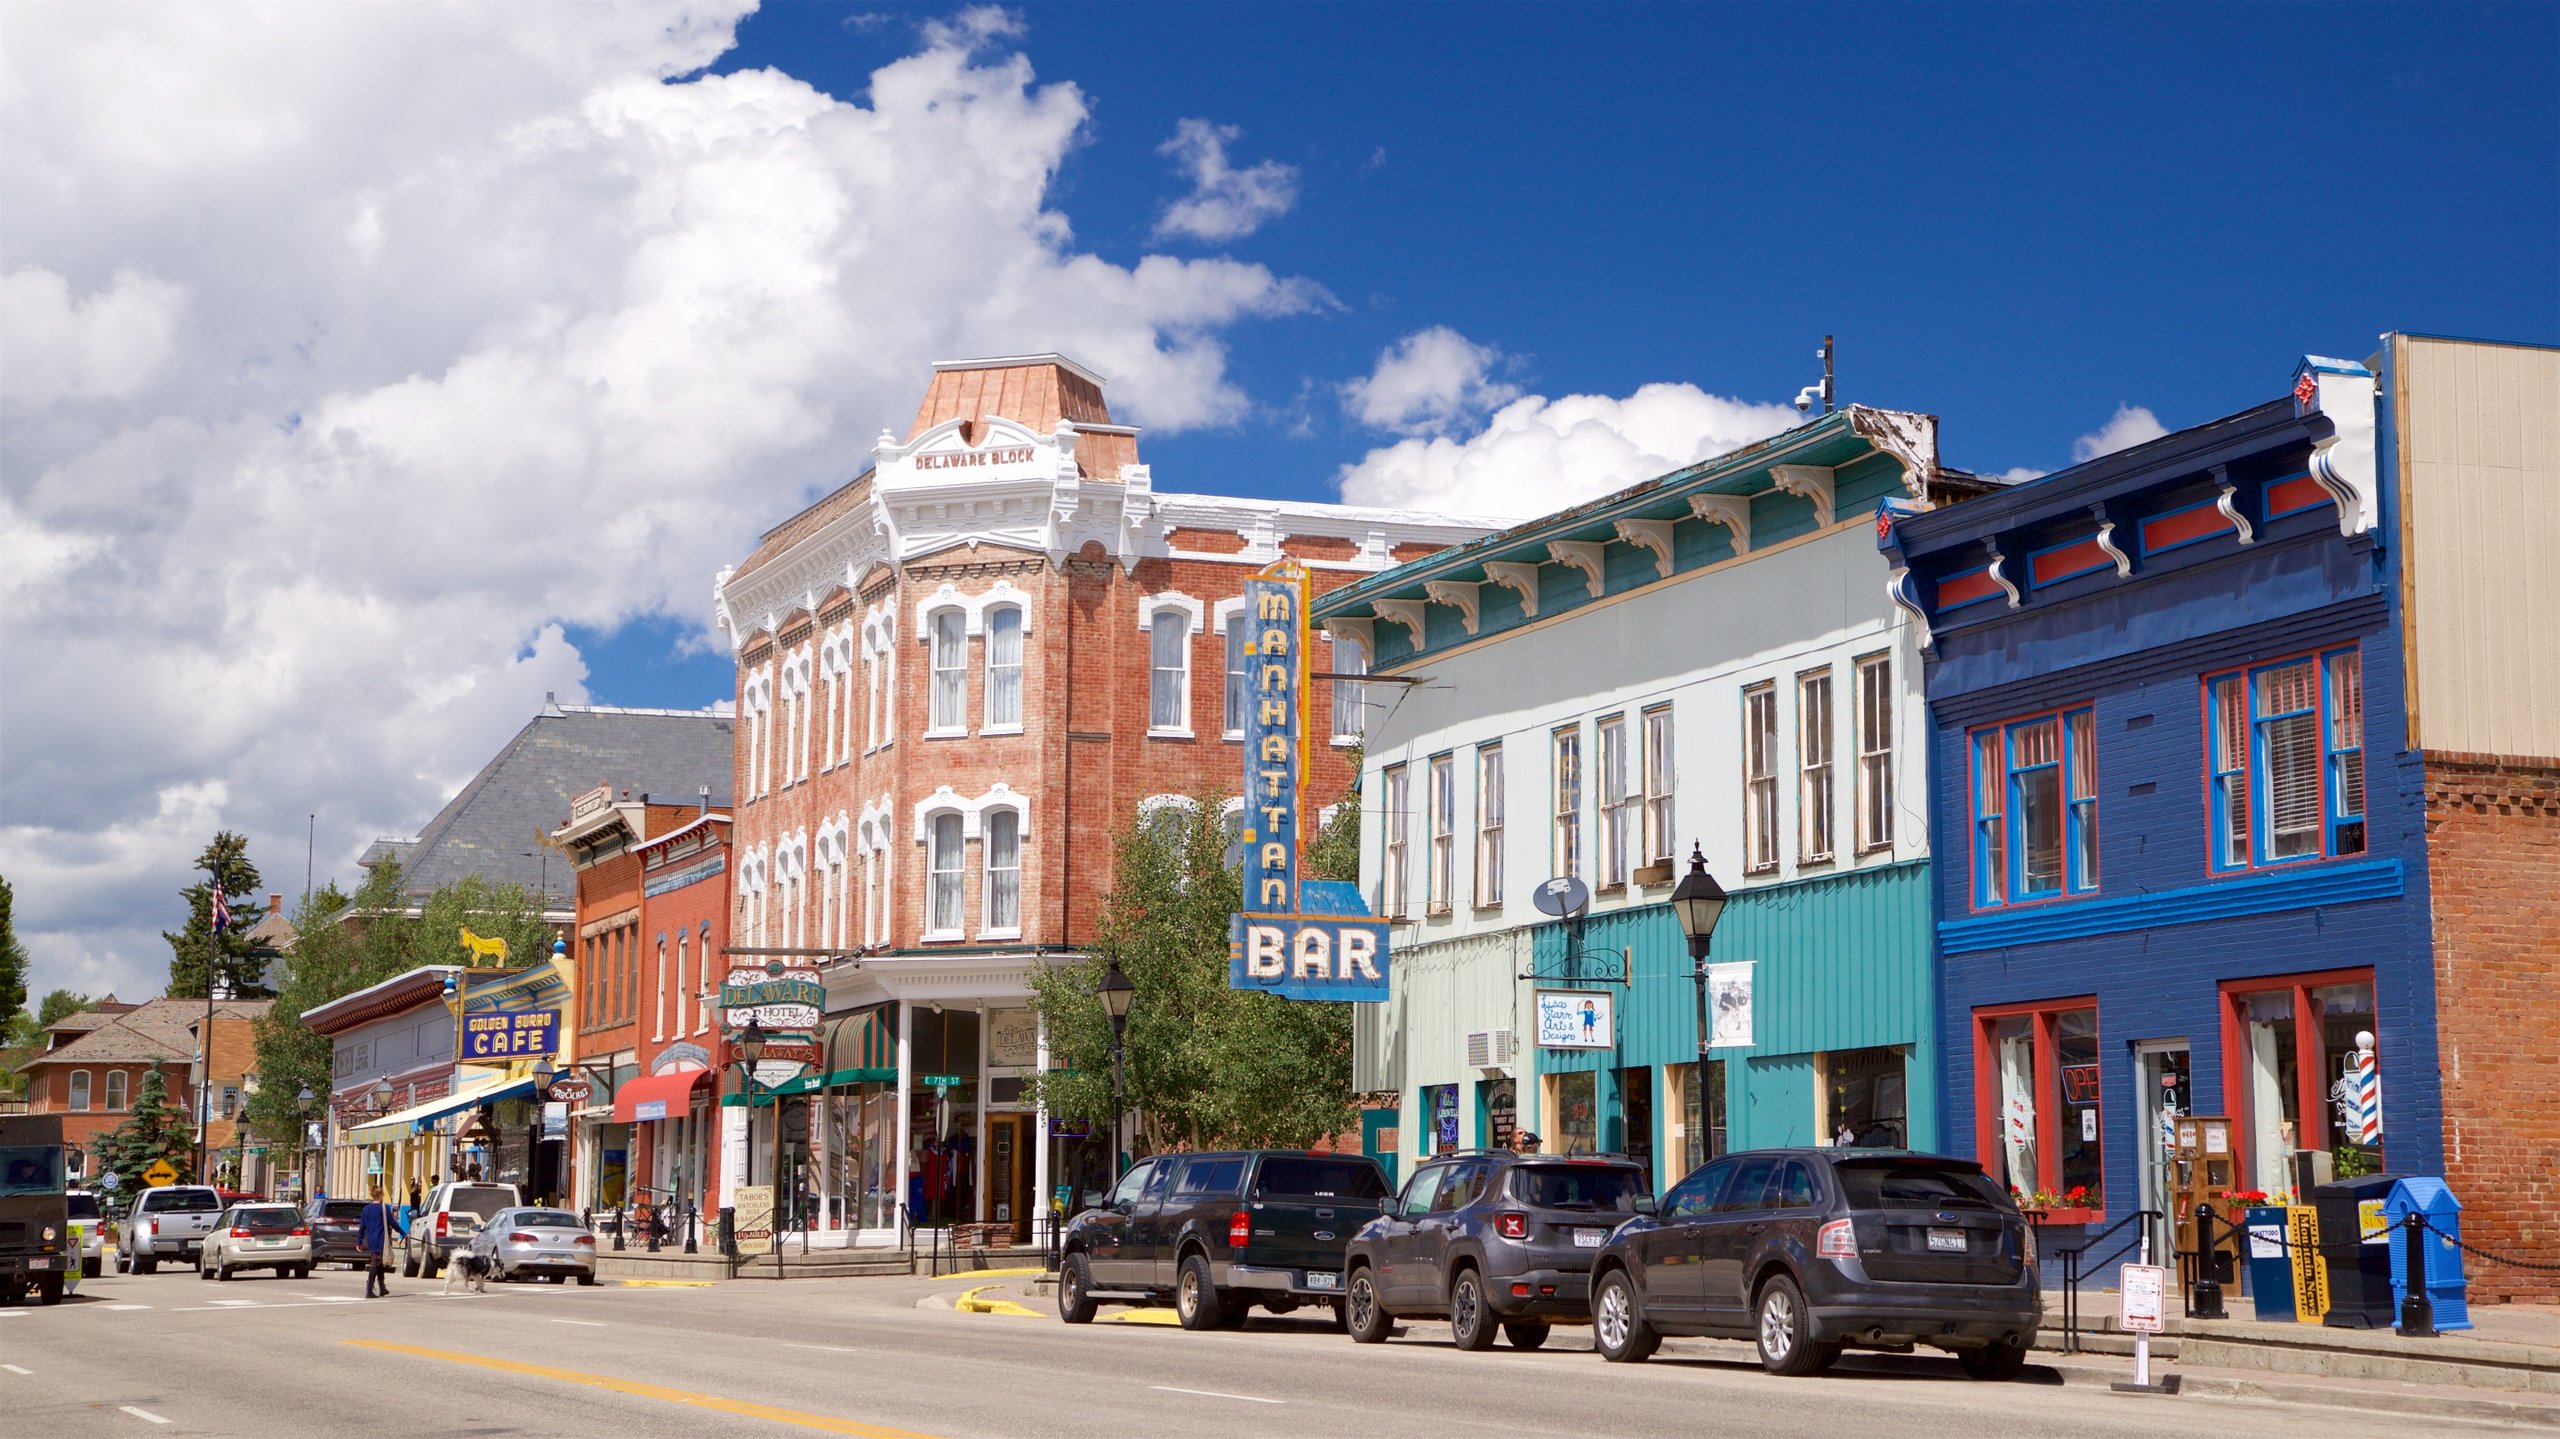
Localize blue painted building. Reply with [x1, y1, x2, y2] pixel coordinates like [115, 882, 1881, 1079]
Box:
[1888, 357, 2439, 1258]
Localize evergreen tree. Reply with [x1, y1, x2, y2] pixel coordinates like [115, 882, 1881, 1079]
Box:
[0, 873, 28, 1034]
[164, 831, 275, 999]
[94, 1063, 196, 1191]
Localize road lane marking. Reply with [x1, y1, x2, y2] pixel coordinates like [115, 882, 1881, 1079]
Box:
[552, 1318, 607, 1327]
[0, 1311, 26, 1318]
[1149, 1386, 1282, 1406]
[206, 1299, 259, 1306]
[782, 1344, 860, 1354]
[104, 1304, 152, 1311]
[315, 1295, 365, 1303]
[2, 1364, 30, 1375]
[119, 1407, 171, 1425]
[340, 1341, 946, 1437]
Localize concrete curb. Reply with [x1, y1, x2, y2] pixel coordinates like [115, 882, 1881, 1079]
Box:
[2047, 1359, 2560, 1429]
[925, 1266, 1046, 1282]
[954, 1283, 1044, 1318]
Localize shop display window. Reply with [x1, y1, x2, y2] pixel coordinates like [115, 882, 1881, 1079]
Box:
[1549, 1071, 1598, 1155]
[1616, 1067, 1653, 1166]
[1971, 998, 2104, 1220]
[2219, 968, 2381, 1192]
[1673, 1061, 1727, 1179]
[1822, 1046, 1908, 1149]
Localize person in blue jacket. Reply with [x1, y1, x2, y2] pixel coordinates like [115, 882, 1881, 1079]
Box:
[359, 1182, 394, 1298]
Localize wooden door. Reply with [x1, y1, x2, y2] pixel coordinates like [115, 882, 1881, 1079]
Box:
[989, 1115, 1031, 1244]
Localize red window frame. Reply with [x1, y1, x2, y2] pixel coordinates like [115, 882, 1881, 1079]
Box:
[2216, 966, 2380, 1183]
[1969, 995, 2105, 1224]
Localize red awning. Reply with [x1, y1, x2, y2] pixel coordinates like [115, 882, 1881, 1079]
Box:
[613, 1068, 711, 1124]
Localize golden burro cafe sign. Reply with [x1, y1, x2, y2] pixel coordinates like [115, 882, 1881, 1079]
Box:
[461, 960, 567, 1062]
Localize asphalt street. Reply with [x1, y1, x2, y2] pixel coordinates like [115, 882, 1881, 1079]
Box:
[1, 1264, 2501, 1438]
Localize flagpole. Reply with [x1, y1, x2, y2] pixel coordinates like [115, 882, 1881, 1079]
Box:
[201, 880, 228, 1184]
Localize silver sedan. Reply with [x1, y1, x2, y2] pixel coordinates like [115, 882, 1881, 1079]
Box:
[464, 1207, 599, 1284]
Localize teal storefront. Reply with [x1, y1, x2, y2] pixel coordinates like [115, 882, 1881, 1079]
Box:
[1533, 862, 1938, 1187]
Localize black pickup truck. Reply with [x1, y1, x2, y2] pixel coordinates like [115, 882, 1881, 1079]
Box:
[1056, 1150, 1391, 1330]
[0, 1114, 71, 1306]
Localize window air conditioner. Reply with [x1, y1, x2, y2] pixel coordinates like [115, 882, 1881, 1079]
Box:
[1465, 1028, 1515, 1071]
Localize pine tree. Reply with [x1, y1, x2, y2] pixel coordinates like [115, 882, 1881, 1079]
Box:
[94, 1064, 197, 1191]
[0, 873, 29, 1033]
[164, 831, 275, 999]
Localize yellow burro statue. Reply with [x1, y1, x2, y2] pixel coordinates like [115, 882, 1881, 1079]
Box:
[459, 927, 510, 965]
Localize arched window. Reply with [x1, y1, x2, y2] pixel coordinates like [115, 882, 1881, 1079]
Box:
[985, 606, 1024, 729]
[928, 609, 968, 732]
[984, 809, 1022, 933]
[105, 1069, 129, 1111]
[926, 812, 966, 937]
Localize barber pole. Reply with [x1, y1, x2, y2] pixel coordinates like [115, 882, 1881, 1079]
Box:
[2351, 1032, 2382, 1144]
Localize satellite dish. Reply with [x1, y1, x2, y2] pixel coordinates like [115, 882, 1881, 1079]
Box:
[1532, 875, 1590, 921]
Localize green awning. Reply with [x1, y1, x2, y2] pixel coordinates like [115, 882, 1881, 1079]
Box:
[720, 1066, 896, 1107]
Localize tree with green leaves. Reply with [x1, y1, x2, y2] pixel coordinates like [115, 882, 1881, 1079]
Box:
[93, 1063, 196, 1191]
[36, 988, 93, 1027]
[164, 831, 275, 999]
[1029, 784, 1364, 1156]
[0, 873, 28, 1036]
[243, 863, 555, 1145]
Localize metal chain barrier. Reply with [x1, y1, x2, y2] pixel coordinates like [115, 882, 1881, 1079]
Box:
[2415, 1212, 2560, 1274]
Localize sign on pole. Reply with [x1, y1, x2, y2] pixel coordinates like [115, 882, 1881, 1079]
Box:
[142, 1159, 180, 1188]
[1227, 562, 1392, 1002]
[2119, 1263, 2169, 1333]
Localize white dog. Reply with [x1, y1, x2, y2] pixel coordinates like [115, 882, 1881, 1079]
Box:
[441, 1248, 493, 1294]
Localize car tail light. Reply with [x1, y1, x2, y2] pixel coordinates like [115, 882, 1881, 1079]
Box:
[291, 1227, 310, 1237]
[1495, 1212, 1528, 1240]
[1817, 1218, 1855, 1260]
[437, 1213, 450, 1237]
[508, 1232, 538, 1243]
[1228, 1211, 1250, 1248]
[142, 1220, 157, 1236]
[1511, 1282, 1530, 1298]
[574, 1235, 596, 1247]
[230, 1228, 250, 1239]
[2022, 1223, 2037, 1268]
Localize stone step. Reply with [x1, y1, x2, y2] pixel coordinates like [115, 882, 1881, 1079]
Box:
[733, 1249, 915, 1279]
[2176, 1316, 2560, 1395]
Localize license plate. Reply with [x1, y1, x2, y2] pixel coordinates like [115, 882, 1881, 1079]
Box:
[1574, 1228, 1608, 1248]
[30, 1257, 53, 1269]
[1927, 1228, 1967, 1253]
[1304, 1271, 1339, 1290]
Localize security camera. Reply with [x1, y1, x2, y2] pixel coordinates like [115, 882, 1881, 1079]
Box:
[1794, 385, 1820, 413]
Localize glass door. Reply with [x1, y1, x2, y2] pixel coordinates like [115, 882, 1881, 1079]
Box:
[2133, 1041, 2191, 1267]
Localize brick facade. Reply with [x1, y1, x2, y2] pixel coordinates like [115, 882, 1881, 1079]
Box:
[2423, 751, 2560, 1303]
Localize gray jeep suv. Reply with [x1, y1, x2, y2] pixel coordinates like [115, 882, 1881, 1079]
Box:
[1344, 1150, 1652, 1351]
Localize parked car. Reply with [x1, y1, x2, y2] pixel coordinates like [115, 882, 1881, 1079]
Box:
[1344, 1149, 1654, 1351]
[306, 1198, 371, 1269]
[399, 1180, 520, 1278]
[199, 1202, 313, 1281]
[1056, 1151, 1392, 1330]
[1587, 1149, 2041, 1378]
[464, 1207, 599, 1284]
[66, 1189, 105, 1278]
[117, 1185, 225, 1274]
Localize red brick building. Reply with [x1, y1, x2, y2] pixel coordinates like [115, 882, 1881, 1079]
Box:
[711, 354, 1494, 1240]
[17, 997, 270, 1185]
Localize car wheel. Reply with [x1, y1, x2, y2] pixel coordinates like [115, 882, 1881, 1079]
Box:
[1448, 1269, 1497, 1352]
[84, 1258, 103, 1280]
[137, 1256, 157, 1276]
[1056, 1253, 1098, 1324]
[1754, 1274, 1840, 1377]
[422, 1254, 441, 1280]
[217, 1263, 234, 1282]
[35, 1276, 64, 1306]
[1344, 1267, 1392, 1344]
[1174, 1252, 1227, 1331]
[1959, 1342, 2028, 1381]
[1592, 1270, 1659, 1363]
[1503, 1320, 1551, 1350]
[575, 1272, 598, 1287]
[199, 1260, 214, 1280]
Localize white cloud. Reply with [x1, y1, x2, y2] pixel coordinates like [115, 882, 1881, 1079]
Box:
[1990, 466, 2049, 484]
[0, 3, 1326, 1003]
[1152, 118, 1299, 243]
[1341, 326, 1519, 436]
[1336, 381, 1801, 520]
[2070, 404, 2169, 463]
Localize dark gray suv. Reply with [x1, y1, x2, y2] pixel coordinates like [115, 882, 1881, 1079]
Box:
[1588, 1149, 2041, 1378]
[1343, 1150, 1652, 1351]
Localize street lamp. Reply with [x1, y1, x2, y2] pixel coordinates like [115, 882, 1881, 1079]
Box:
[298, 1084, 318, 1201]
[731, 1021, 786, 1277]
[1094, 959, 1136, 1178]
[1670, 845, 1731, 1167]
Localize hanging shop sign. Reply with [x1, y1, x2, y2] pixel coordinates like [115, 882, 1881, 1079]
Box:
[1707, 961, 1755, 1048]
[463, 1008, 559, 1061]
[723, 964, 822, 1088]
[1226, 563, 1392, 1003]
[1534, 989, 1615, 1050]
[544, 1075, 593, 1108]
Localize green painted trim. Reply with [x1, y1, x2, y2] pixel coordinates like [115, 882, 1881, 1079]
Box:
[717, 1066, 897, 1107]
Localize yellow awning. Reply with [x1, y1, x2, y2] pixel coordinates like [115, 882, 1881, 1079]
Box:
[347, 1070, 536, 1147]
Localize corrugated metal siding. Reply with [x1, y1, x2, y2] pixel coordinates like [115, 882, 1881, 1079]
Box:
[1529, 860, 1938, 1150]
[2401, 336, 2560, 756]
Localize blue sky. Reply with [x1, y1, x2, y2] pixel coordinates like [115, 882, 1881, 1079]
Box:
[566, 0, 2557, 711]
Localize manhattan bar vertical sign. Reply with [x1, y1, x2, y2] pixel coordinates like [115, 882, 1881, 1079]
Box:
[1229, 562, 1392, 1002]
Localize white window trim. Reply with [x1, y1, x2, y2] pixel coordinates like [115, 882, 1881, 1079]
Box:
[911, 783, 1030, 942]
[861, 602, 896, 752]
[1327, 627, 1370, 748]
[980, 808, 1024, 940]
[982, 602, 1027, 735]
[1475, 743, 1505, 910]
[1854, 652, 1895, 855]
[922, 606, 971, 739]
[1213, 596, 1249, 739]
[1140, 591, 1204, 739]
[921, 812, 967, 944]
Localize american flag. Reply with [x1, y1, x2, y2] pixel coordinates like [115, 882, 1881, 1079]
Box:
[211, 884, 230, 935]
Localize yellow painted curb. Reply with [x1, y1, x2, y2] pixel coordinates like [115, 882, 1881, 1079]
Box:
[616, 1279, 716, 1287]
[924, 1266, 1046, 1281]
[1106, 1308, 1181, 1325]
[954, 1283, 1044, 1318]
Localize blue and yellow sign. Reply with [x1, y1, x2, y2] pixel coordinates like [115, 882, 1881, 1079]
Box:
[463, 1008, 558, 1060]
[1227, 562, 1391, 1003]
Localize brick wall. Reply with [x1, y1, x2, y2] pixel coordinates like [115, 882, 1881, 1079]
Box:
[2423, 751, 2560, 1303]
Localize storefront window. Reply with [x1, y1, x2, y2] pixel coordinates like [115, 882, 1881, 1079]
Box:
[2313, 981, 2379, 1172]
[1424, 1084, 1459, 1154]
[1617, 1068, 1652, 1167]
[2222, 969, 2381, 1192]
[1552, 1071, 1598, 1155]
[908, 1008, 981, 1225]
[1975, 1000, 2102, 1214]
[1823, 1047, 1908, 1148]
[2236, 989, 2300, 1194]
[1477, 1077, 1516, 1151]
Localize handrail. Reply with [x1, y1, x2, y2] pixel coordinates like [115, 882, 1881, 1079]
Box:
[2053, 1207, 2164, 1355]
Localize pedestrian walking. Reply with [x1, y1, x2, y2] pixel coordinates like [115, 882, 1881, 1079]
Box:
[359, 1182, 395, 1298]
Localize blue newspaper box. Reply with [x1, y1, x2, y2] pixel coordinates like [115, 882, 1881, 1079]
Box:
[2243, 1205, 2297, 1320]
[2383, 1177, 2470, 1331]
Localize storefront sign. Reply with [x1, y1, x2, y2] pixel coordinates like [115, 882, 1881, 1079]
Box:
[1227, 565, 1392, 1003]
[2061, 1063, 2100, 1105]
[1707, 962, 1755, 1048]
[1535, 989, 1615, 1049]
[644, 851, 725, 899]
[2287, 1205, 2329, 1320]
[734, 1184, 773, 1244]
[724, 964, 820, 1087]
[463, 1008, 559, 1060]
[545, 1075, 593, 1107]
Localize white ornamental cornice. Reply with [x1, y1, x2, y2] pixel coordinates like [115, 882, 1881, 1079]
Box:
[1769, 464, 1837, 528]
[1422, 579, 1482, 635]
[1481, 561, 1542, 617]
[1687, 494, 1752, 555]
[1844, 405, 1939, 503]
[715, 502, 889, 654]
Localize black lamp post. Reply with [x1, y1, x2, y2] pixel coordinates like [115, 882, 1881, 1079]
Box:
[1094, 959, 1137, 1178]
[733, 1021, 786, 1278]
[297, 1083, 317, 1201]
[1670, 845, 1731, 1166]
[528, 1058, 557, 1204]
